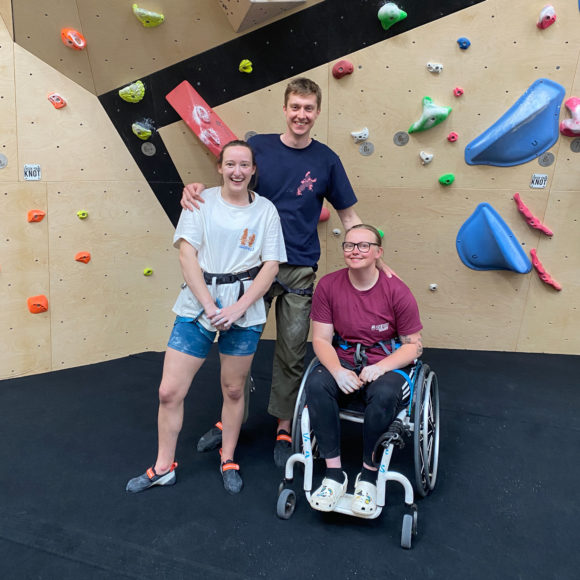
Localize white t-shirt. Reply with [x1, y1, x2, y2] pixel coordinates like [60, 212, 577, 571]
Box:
[172, 186, 287, 329]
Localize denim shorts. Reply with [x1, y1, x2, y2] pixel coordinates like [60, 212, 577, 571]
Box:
[167, 316, 263, 358]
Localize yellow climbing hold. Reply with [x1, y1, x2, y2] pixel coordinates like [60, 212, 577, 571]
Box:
[132, 120, 153, 140]
[132, 4, 164, 28]
[143, 268, 154, 276]
[239, 59, 253, 74]
[119, 80, 145, 103]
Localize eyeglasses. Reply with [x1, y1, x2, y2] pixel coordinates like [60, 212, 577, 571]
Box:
[342, 241, 380, 253]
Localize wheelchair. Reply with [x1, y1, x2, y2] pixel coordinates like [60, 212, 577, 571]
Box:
[275, 356, 440, 549]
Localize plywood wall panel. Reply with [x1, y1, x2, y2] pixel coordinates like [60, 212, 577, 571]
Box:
[12, 0, 95, 93]
[15, 44, 142, 183]
[0, 19, 19, 182]
[0, 183, 51, 378]
[0, 0, 13, 39]
[517, 190, 580, 354]
[47, 181, 182, 370]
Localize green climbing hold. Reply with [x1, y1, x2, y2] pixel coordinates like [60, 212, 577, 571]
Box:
[439, 173, 455, 186]
[378, 3, 407, 31]
[377, 229, 385, 239]
[239, 59, 253, 74]
[409, 97, 452, 133]
[133, 4, 164, 28]
[119, 80, 145, 103]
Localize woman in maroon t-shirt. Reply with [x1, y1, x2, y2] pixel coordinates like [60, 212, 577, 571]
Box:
[306, 224, 423, 515]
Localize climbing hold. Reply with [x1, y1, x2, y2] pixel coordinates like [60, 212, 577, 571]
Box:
[119, 80, 145, 103]
[319, 207, 330, 222]
[239, 59, 253, 74]
[456, 203, 532, 273]
[426, 62, 443, 74]
[408, 97, 452, 133]
[76, 210, 89, 219]
[61, 28, 86, 50]
[465, 78, 565, 166]
[447, 131, 459, 142]
[75, 251, 91, 264]
[420, 151, 433, 165]
[530, 249, 561, 290]
[351, 127, 369, 143]
[48, 92, 67, 109]
[332, 228, 341, 236]
[166, 81, 238, 158]
[132, 119, 154, 140]
[453, 87, 464, 97]
[439, 173, 455, 186]
[27, 295, 48, 314]
[560, 97, 580, 137]
[457, 37, 471, 50]
[27, 209, 46, 223]
[377, 229, 384, 239]
[143, 268, 154, 276]
[513, 193, 553, 236]
[377, 3, 407, 31]
[429, 283, 438, 291]
[132, 4, 164, 27]
[537, 5, 556, 29]
[332, 60, 354, 79]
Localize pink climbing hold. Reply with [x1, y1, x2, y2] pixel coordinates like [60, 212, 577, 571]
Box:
[559, 96, 580, 137]
[530, 249, 561, 291]
[453, 87, 464, 97]
[513, 193, 553, 236]
[319, 207, 330, 222]
[332, 60, 354, 79]
[537, 5, 556, 29]
[447, 131, 458, 142]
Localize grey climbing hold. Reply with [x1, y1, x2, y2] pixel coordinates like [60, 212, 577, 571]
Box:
[359, 142, 375, 156]
[393, 132, 409, 146]
[0, 154, 7, 169]
[141, 142, 156, 156]
[537, 152, 555, 167]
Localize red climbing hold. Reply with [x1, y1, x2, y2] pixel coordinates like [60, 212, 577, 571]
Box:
[319, 207, 330, 222]
[447, 131, 459, 142]
[530, 249, 561, 291]
[513, 193, 553, 236]
[332, 60, 354, 79]
[27, 295, 48, 313]
[75, 251, 91, 263]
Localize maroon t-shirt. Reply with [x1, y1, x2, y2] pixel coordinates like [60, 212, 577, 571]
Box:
[310, 269, 423, 366]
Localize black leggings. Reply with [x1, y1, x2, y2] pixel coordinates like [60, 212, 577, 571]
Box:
[305, 363, 411, 466]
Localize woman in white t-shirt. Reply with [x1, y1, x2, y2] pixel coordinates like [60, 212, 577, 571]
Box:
[127, 140, 287, 495]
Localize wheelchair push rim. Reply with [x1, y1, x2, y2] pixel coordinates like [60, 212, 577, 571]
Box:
[413, 365, 440, 497]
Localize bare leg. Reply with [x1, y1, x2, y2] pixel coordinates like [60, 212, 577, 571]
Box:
[219, 353, 253, 462]
[154, 347, 205, 473]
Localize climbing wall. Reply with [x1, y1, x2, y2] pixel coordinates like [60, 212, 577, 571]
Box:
[162, 1, 580, 354]
[0, 18, 182, 378]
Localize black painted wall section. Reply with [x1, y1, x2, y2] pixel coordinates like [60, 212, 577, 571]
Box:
[98, 0, 486, 225]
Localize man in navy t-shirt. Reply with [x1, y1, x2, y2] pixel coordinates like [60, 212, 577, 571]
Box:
[182, 78, 390, 467]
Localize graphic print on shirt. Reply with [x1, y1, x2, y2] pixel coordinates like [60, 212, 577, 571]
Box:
[296, 171, 317, 196]
[371, 323, 389, 332]
[239, 228, 257, 251]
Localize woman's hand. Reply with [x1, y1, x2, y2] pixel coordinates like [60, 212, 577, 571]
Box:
[181, 183, 206, 210]
[359, 364, 386, 384]
[333, 368, 363, 394]
[207, 303, 245, 331]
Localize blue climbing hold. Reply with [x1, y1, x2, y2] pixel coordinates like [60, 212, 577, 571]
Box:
[465, 78, 565, 167]
[456, 203, 532, 273]
[457, 37, 471, 49]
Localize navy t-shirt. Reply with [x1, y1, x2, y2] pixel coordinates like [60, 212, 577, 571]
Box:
[248, 134, 357, 268]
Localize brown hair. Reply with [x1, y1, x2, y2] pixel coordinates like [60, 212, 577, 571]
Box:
[345, 224, 383, 246]
[284, 77, 322, 110]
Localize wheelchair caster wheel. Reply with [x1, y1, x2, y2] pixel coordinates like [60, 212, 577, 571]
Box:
[277, 488, 296, 520]
[401, 514, 413, 549]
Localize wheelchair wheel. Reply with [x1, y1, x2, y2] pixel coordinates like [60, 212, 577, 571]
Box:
[276, 488, 296, 520]
[413, 364, 440, 497]
[291, 357, 319, 457]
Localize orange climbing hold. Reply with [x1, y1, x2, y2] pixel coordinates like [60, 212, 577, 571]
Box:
[27, 295, 48, 314]
[61, 28, 86, 50]
[75, 251, 91, 264]
[48, 92, 67, 109]
[27, 209, 46, 223]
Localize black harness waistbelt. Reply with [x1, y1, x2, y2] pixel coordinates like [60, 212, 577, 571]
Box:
[203, 265, 262, 300]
